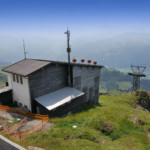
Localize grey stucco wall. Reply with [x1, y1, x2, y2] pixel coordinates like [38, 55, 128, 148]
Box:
[29, 64, 68, 98]
[72, 65, 100, 103]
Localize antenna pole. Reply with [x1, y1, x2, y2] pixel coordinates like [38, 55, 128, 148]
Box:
[23, 39, 27, 59]
[64, 29, 71, 86]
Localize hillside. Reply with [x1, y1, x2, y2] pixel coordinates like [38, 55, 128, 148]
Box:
[0, 74, 6, 88]
[0, 64, 8, 88]
[100, 67, 150, 92]
[16, 94, 150, 150]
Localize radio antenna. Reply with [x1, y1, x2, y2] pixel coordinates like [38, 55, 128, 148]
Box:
[64, 29, 71, 86]
[23, 39, 27, 59]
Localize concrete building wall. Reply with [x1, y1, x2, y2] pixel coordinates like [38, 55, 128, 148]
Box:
[29, 64, 68, 98]
[7, 73, 12, 88]
[72, 66, 100, 103]
[7, 73, 31, 110]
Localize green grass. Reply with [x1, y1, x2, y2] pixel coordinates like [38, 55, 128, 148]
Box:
[108, 90, 130, 96]
[117, 81, 132, 90]
[0, 81, 6, 88]
[14, 95, 150, 149]
[0, 64, 9, 88]
[0, 64, 9, 74]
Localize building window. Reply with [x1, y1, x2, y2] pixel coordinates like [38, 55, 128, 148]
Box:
[20, 76, 23, 84]
[13, 74, 23, 85]
[13, 74, 15, 82]
[16, 75, 19, 83]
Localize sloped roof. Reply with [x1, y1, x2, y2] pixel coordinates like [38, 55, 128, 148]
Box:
[2, 58, 103, 76]
[35, 86, 84, 111]
[2, 59, 50, 76]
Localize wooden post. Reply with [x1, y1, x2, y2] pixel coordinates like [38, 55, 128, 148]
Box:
[26, 129, 27, 138]
[19, 130, 21, 140]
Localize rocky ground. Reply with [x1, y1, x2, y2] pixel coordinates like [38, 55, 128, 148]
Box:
[0, 110, 53, 132]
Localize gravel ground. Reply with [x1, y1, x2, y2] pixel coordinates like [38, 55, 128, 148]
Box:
[0, 110, 53, 132]
[0, 116, 7, 124]
[19, 120, 42, 130]
[0, 110, 26, 120]
[0, 110, 41, 131]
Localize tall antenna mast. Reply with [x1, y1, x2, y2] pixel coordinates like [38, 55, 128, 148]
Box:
[128, 65, 146, 91]
[64, 29, 71, 86]
[23, 39, 27, 59]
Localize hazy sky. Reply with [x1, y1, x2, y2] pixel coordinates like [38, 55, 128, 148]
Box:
[1, 0, 150, 35]
[0, 0, 150, 65]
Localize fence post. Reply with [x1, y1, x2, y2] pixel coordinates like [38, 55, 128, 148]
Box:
[19, 130, 21, 140]
[26, 128, 27, 138]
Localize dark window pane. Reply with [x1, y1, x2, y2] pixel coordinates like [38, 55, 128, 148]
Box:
[20, 76, 23, 84]
[16, 75, 19, 83]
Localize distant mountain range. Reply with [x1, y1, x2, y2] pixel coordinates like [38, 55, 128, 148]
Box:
[0, 32, 150, 69]
[73, 32, 150, 68]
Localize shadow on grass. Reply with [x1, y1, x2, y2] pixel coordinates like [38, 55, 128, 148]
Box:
[81, 103, 102, 112]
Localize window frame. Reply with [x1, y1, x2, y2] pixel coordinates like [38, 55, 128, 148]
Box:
[16, 75, 19, 83]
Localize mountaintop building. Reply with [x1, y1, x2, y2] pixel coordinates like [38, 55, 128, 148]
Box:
[2, 58, 103, 117]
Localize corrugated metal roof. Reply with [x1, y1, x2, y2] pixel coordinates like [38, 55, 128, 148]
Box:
[2, 59, 51, 76]
[35, 87, 84, 111]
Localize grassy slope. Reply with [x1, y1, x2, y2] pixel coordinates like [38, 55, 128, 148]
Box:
[0, 73, 7, 88]
[100, 67, 150, 92]
[100, 67, 132, 92]
[0, 64, 8, 88]
[16, 95, 150, 150]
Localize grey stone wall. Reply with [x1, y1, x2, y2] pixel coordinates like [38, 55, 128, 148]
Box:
[29, 64, 68, 98]
[72, 65, 100, 103]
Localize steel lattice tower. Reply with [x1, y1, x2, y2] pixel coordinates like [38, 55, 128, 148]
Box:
[128, 65, 146, 91]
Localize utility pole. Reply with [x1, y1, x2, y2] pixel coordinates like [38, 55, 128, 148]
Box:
[128, 65, 146, 91]
[64, 29, 71, 86]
